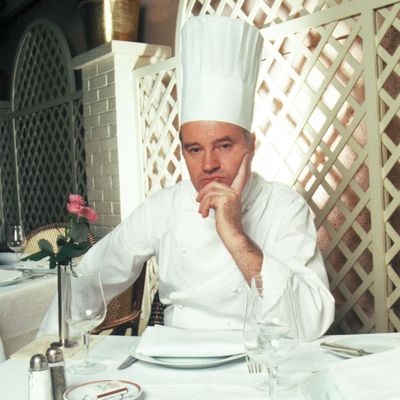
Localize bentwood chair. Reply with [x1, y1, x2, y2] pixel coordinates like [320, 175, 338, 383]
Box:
[25, 223, 146, 336]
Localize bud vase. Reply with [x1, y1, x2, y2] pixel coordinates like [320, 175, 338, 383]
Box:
[51, 261, 77, 348]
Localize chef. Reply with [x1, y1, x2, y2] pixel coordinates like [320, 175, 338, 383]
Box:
[40, 15, 334, 340]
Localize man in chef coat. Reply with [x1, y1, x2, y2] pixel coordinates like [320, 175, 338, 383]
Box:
[40, 16, 334, 340]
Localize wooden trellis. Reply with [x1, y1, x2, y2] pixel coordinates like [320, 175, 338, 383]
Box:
[133, 0, 400, 333]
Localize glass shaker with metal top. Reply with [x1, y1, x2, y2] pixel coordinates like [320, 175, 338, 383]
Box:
[46, 346, 67, 400]
[28, 354, 52, 400]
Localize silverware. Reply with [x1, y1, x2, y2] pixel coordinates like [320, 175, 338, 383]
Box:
[320, 341, 373, 356]
[117, 355, 138, 370]
[246, 355, 263, 374]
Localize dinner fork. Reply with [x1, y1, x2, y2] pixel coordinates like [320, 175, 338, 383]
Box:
[246, 355, 263, 374]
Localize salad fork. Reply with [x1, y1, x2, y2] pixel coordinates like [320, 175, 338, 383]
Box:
[246, 355, 263, 374]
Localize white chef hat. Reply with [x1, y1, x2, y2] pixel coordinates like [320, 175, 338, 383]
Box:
[180, 15, 263, 132]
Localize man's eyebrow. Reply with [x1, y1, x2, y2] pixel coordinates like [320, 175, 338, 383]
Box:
[182, 135, 235, 149]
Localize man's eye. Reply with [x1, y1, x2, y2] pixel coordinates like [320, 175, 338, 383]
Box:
[219, 143, 232, 150]
[189, 147, 200, 153]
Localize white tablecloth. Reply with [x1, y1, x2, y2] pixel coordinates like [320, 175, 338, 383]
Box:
[1, 333, 400, 399]
[0, 275, 57, 360]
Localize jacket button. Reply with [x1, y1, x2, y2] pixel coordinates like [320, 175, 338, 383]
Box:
[181, 247, 187, 253]
[178, 304, 184, 310]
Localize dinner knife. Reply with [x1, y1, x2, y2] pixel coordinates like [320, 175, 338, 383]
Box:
[320, 341, 373, 356]
[117, 355, 138, 370]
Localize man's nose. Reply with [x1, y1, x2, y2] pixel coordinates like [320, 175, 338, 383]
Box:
[202, 150, 220, 173]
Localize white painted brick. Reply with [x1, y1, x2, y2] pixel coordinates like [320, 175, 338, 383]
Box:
[94, 201, 112, 214]
[83, 89, 99, 105]
[94, 176, 112, 189]
[93, 225, 113, 239]
[88, 189, 104, 202]
[108, 123, 117, 137]
[82, 79, 90, 93]
[111, 175, 120, 190]
[106, 70, 115, 85]
[83, 104, 90, 117]
[110, 149, 119, 163]
[84, 115, 100, 129]
[99, 110, 116, 125]
[91, 126, 109, 140]
[103, 188, 118, 201]
[82, 63, 98, 80]
[103, 215, 121, 227]
[87, 176, 95, 190]
[112, 201, 120, 215]
[92, 151, 111, 165]
[91, 99, 108, 114]
[98, 56, 115, 74]
[86, 140, 102, 155]
[100, 162, 119, 176]
[108, 97, 116, 111]
[98, 85, 115, 100]
[89, 74, 107, 90]
[101, 137, 117, 152]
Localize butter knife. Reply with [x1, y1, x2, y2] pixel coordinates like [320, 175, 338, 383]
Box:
[320, 341, 373, 356]
[117, 355, 138, 370]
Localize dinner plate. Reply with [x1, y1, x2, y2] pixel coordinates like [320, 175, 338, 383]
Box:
[327, 335, 399, 358]
[0, 270, 31, 287]
[129, 350, 245, 369]
[63, 379, 142, 400]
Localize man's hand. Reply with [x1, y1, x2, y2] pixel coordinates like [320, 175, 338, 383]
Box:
[196, 153, 249, 238]
[196, 153, 262, 282]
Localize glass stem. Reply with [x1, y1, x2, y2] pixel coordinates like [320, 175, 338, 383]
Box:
[268, 365, 278, 400]
[82, 331, 90, 367]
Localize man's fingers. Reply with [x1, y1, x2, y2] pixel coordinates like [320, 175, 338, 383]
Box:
[231, 153, 249, 194]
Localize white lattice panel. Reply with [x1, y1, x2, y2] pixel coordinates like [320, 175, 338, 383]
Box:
[134, 0, 400, 333]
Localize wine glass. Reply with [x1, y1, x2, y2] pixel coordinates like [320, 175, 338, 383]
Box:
[7, 225, 27, 261]
[244, 274, 299, 399]
[64, 267, 107, 375]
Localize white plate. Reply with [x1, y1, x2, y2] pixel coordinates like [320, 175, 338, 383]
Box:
[327, 335, 399, 358]
[0, 252, 20, 265]
[0, 271, 31, 286]
[63, 379, 142, 400]
[130, 349, 245, 369]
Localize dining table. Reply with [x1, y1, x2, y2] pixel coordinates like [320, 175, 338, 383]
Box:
[0, 267, 57, 361]
[1, 332, 400, 399]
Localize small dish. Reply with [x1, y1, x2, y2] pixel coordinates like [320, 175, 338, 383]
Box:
[325, 335, 399, 358]
[0, 252, 19, 265]
[0, 270, 31, 287]
[63, 379, 142, 400]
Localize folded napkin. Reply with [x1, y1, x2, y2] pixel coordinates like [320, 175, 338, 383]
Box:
[329, 347, 400, 400]
[0, 269, 22, 283]
[135, 325, 245, 357]
[19, 257, 52, 270]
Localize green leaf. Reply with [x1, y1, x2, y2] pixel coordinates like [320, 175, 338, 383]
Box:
[21, 250, 52, 262]
[70, 223, 89, 243]
[38, 239, 54, 253]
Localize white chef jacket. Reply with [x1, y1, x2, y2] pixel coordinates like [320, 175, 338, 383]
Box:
[40, 173, 334, 340]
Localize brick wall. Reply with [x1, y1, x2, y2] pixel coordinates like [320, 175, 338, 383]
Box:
[73, 41, 172, 239]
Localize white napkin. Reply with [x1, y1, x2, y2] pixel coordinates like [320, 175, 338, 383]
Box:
[0, 269, 22, 283]
[19, 257, 51, 270]
[135, 325, 244, 357]
[329, 347, 400, 400]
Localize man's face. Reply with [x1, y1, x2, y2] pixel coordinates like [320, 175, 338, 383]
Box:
[181, 121, 255, 192]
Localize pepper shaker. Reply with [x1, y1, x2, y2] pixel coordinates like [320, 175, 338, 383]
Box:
[28, 354, 52, 400]
[46, 346, 67, 400]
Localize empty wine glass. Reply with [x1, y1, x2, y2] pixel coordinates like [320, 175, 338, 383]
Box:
[7, 225, 27, 261]
[64, 267, 107, 375]
[244, 274, 299, 399]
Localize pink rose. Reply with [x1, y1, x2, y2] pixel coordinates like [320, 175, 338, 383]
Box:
[68, 194, 85, 206]
[66, 202, 83, 214]
[79, 206, 98, 223]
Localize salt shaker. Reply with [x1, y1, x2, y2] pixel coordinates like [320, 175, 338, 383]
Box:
[46, 346, 67, 400]
[28, 354, 52, 400]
